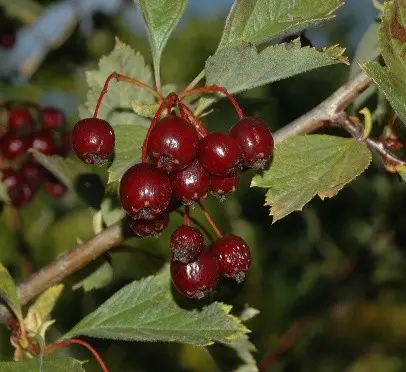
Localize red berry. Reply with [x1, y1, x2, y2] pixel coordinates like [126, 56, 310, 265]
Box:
[171, 250, 219, 299]
[119, 163, 172, 220]
[40, 108, 65, 130]
[170, 225, 203, 263]
[383, 138, 403, 151]
[212, 235, 251, 283]
[198, 132, 241, 176]
[1, 168, 23, 203]
[170, 158, 209, 204]
[128, 213, 169, 237]
[210, 172, 239, 198]
[229, 117, 274, 169]
[45, 176, 67, 198]
[147, 115, 198, 173]
[60, 131, 72, 154]
[72, 118, 115, 165]
[0, 132, 26, 160]
[20, 161, 45, 190]
[8, 108, 34, 133]
[27, 131, 57, 155]
[12, 183, 33, 208]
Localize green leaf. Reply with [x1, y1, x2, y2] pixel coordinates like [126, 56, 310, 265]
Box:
[65, 265, 248, 345]
[137, 0, 188, 88]
[0, 180, 10, 204]
[73, 261, 113, 292]
[218, 0, 343, 49]
[227, 335, 258, 372]
[108, 124, 148, 183]
[0, 262, 22, 320]
[251, 135, 371, 222]
[79, 38, 153, 126]
[0, 357, 85, 372]
[100, 198, 125, 226]
[28, 284, 64, 320]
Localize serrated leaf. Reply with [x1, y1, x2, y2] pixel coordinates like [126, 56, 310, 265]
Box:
[73, 261, 113, 292]
[218, 0, 343, 49]
[28, 284, 63, 320]
[64, 265, 248, 345]
[108, 124, 148, 183]
[79, 38, 153, 126]
[137, 0, 188, 88]
[0, 262, 22, 321]
[251, 135, 371, 222]
[0, 357, 85, 372]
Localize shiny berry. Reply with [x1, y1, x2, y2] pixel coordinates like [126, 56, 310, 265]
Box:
[40, 108, 65, 130]
[119, 163, 172, 220]
[8, 108, 34, 132]
[0, 132, 26, 160]
[212, 235, 251, 283]
[170, 225, 203, 263]
[27, 131, 57, 155]
[147, 115, 198, 173]
[210, 172, 239, 198]
[45, 176, 67, 198]
[20, 161, 45, 190]
[171, 250, 219, 299]
[72, 118, 115, 165]
[1, 168, 23, 203]
[229, 117, 274, 169]
[128, 213, 169, 237]
[198, 132, 241, 176]
[170, 159, 209, 204]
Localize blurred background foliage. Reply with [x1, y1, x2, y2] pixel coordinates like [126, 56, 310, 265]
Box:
[2, 0, 406, 371]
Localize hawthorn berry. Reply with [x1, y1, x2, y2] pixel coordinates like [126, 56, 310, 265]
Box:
[1, 168, 24, 205]
[60, 131, 72, 154]
[170, 159, 210, 204]
[40, 108, 65, 130]
[147, 115, 198, 173]
[45, 176, 67, 198]
[7, 108, 34, 132]
[119, 163, 172, 220]
[27, 130, 57, 155]
[210, 172, 240, 198]
[170, 225, 203, 263]
[12, 183, 33, 207]
[198, 132, 241, 176]
[171, 250, 219, 299]
[0, 132, 26, 160]
[20, 161, 45, 190]
[230, 117, 274, 169]
[72, 118, 115, 165]
[128, 213, 169, 237]
[211, 234, 251, 283]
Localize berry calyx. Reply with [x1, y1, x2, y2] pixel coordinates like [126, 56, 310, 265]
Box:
[170, 250, 219, 299]
[170, 225, 203, 263]
[198, 132, 241, 176]
[211, 235, 251, 283]
[229, 117, 274, 169]
[40, 108, 65, 130]
[7, 108, 34, 132]
[147, 115, 199, 173]
[20, 161, 45, 190]
[27, 130, 57, 155]
[210, 172, 240, 198]
[119, 163, 172, 220]
[0, 132, 26, 160]
[72, 118, 115, 165]
[170, 159, 210, 204]
[128, 213, 169, 237]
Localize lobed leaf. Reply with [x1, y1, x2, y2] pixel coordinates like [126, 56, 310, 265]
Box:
[251, 135, 371, 222]
[0, 262, 22, 321]
[0, 357, 85, 372]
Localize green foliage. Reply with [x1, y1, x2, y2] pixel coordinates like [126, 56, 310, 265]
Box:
[0, 182, 10, 204]
[27, 284, 64, 321]
[0, 357, 85, 372]
[65, 266, 248, 345]
[0, 263, 22, 321]
[73, 261, 113, 292]
[251, 135, 371, 222]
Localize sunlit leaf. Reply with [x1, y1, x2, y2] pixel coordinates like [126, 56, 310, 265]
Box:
[27, 284, 64, 320]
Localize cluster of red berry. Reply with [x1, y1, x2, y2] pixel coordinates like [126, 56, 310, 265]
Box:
[71, 73, 274, 298]
[0, 106, 70, 207]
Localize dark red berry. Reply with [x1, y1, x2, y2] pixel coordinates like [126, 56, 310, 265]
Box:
[198, 132, 241, 176]
[119, 163, 172, 220]
[383, 137, 404, 151]
[0, 132, 26, 160]
[40, 108, 65, 130]
[20, 161, 45, 190]
[170, 159, 209, 204]
[147, 115, 198, 173]
[210, 172, 239, 198]
[27, 131, 57, 155]
[212, 235, 251, 283]
[171, 250, 219, 299]
[128, 213, 169, 237]
[60, 131, 72, 154]
[72, 118, 115, 165]
[1, 168, 23, 203]
[45, 177, 67, 198]
[229, 117, 274, 169]
[12, 183, 33, 207]
[8, 108, 34, 132]
[170, 225, 203, 263]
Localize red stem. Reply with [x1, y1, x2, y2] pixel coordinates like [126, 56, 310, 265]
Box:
[179, 84, 244, 119]
[198, 202, 223, 239]
[178, 102, 208, 137]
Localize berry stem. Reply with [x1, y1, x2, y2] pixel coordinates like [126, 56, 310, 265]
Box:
[93, 72, 163, 119]
[184, 206, 191, 226]
[185, 70, 205, 91]
[178, 102, 208, 137]
[179, 85, 244, 119]
[198, 202, 223, 239]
